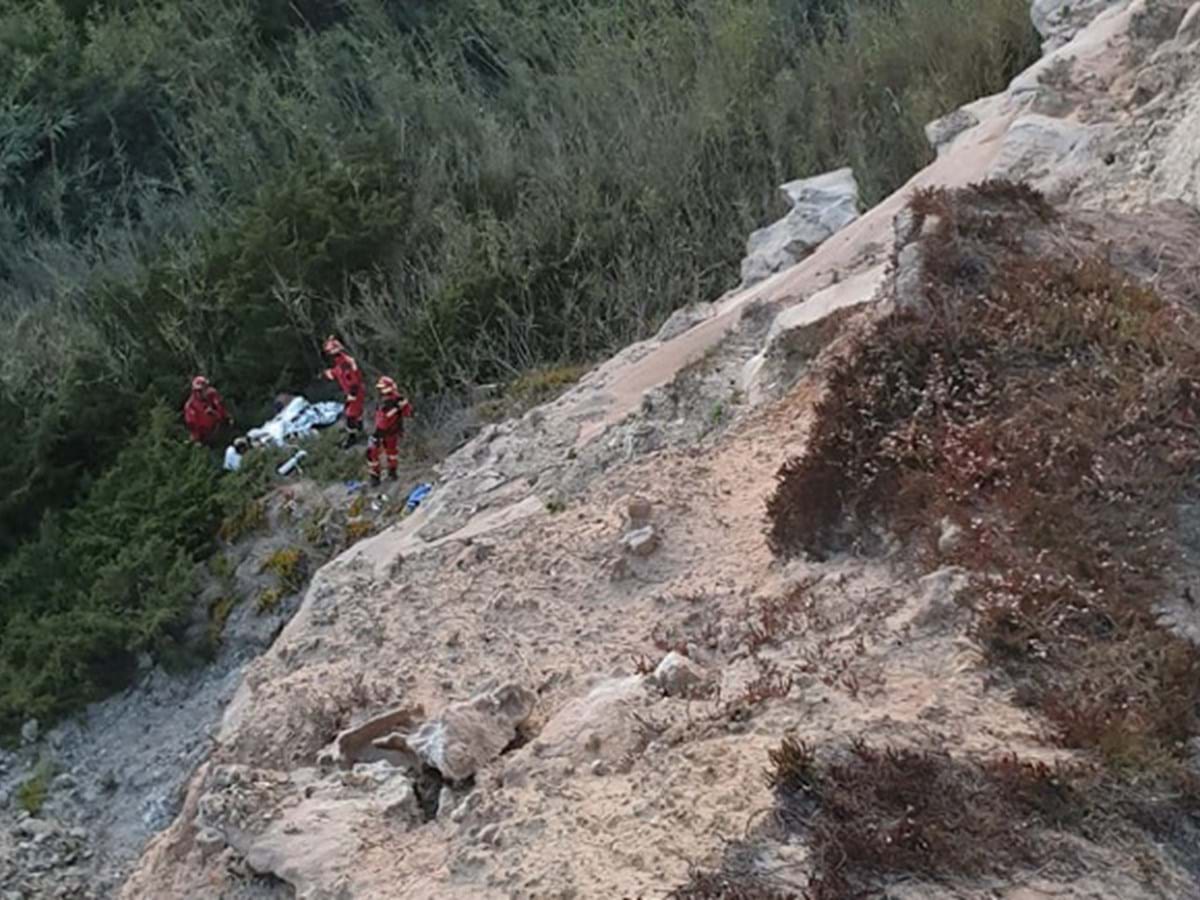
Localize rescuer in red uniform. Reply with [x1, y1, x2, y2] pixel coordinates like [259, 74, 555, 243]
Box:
[321, 336, 365, 447]
[183, 376, 232, 445]
[367, 376, 413, 486]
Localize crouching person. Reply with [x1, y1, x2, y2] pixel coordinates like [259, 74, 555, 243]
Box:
[367, 376, 413, 486]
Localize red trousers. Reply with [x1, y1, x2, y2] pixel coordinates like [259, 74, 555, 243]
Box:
[367, 433, 399, 476]
[344, 394, 364, 429]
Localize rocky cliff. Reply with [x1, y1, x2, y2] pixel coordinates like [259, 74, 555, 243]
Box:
[7, 2, 1200, 898]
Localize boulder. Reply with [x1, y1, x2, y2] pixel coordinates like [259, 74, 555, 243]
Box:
[533, 676, 651, 770]
[20, 719, 39, 746]
[655, 303, 714, 342]
[625, 496, 653, 526]
[652, 652, 705, 697]
[1031, 0, 1123, 50]
[988, 114, 1100, 189]
[740, 168, 860, 287]
[740, 263, 884, 403]
[406, 684, 535, 781]
[925, 108, 979, 156]
[621, 526, 660, 557]
[198, 763, 421, 898]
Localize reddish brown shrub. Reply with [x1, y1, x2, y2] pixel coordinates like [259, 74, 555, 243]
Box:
[766, 181, 1200, 770]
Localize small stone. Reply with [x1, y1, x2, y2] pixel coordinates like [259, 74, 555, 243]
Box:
[478, 823, 502, 847]
[437, 786, 458, 819]
[652, 652, 705, 697]
[21, 719, 39, 745]
[621, 526, 660, 557]
[937, 517, 965, 555]
[626, 496, 653, 525]
[590, 760, 609, 777]
[194, 827, 226, 860]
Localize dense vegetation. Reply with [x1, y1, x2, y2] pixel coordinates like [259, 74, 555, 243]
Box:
[0, 0, 1037, 736]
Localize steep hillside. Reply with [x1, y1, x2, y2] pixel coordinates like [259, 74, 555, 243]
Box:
[4, 0, 1200, 898]
[104, 2, 1200, 898]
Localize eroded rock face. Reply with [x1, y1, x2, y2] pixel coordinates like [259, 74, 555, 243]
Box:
[1032, 0, 1124, 50]
[196, 762, 421, 899]
[740, 168, 860, 287]
[406, 684, 536, 782]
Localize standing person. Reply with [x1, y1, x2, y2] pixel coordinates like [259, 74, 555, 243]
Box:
[184, 376, 233, 445]
[321, 336, 365, 448]
[367, 376, 413, 486]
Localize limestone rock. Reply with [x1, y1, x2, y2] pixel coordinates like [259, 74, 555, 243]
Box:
[937, 518, 965, 556]
[740, 261, 884, 403]
[925, 108, 979, 156]
[652, 652, 705, 697]
[740, 168, 860, 287]
[621, 526, 660, 557]
[195, 763, 421, 897]
[988, 114, 1101, 192]
[1179, 3, 1200, 42]
[406, 684, 536, 781]
[317, 704, 424, 769]
[533, 676, 650, 770]
[655, 303, 714, 342]
[1031, 0, 1123, 50]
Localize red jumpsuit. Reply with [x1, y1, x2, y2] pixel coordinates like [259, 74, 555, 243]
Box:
[324, 351, 365, 430]
[367, 397, 413, 479]
[184, 386, 230, 444]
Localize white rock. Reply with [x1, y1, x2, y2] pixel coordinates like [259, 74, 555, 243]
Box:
[652, 652, 705, 697]
[740, 168, 860, 287]
[925, 108, 980, 156]
[1179, 3, 1200, 42]
[20, 719, 39, 745]
[740, 263, 885, 403]
[989, 114, 1098, 185]
[1031, 0, 1123, 50]
[621, 526, 660, 557]
[655, 303, 714, 342]
[406, 684, 535, 782]
[937, 518, 965, 556]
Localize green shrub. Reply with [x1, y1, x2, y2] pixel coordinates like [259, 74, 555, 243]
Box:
[255, 586, 284, 615]
[260, 547, 308, 594]
[16, 760, 55, 816]
[207, 594, 240, 647]
[0, 404, 227, 736]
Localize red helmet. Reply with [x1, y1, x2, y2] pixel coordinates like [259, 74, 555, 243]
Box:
[376, 376, 400, 398]
[191, 375, 209, 392]
[322, 336, 345, 356]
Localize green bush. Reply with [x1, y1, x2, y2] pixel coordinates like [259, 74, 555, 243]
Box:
[16, 760, 55, 816]
[0, 404, 226, 735]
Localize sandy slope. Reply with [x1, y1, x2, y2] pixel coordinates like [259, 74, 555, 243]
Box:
[117, 2, 1200, 898]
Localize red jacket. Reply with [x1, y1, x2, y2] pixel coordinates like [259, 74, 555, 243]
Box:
[184, 387, 229, 443]
[324, 352, 364, 402]
[373, 398, 413, 438]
